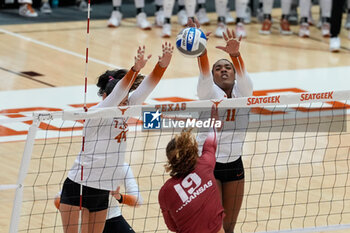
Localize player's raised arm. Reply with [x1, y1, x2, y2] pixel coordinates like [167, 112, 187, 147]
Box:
[97, 45, 151, 108]
[184, 18, 217, 100]
[186, 18, 212, 79]
[216, 28, 253, 97]
[129, 42, 174, 105]
[201, 104, 219, 169]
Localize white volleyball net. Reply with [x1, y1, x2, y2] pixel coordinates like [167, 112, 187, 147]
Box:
[4, 90, 350, 233]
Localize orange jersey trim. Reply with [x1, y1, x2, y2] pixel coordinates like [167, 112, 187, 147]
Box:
[121, 194, 138, 206]
[197, 51, 210, 77]
[230, 55, 245, 77]
[121, 68, 139, 90]
[148, 63, 167, 87]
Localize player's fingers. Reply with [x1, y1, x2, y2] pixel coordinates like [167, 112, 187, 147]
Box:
[205, 31, 212, 40]
[194, 18, 200, 28]
[231, 29, 236, 39]
[138, 46, 143, 54]
[187, 18, 194, 27]
[223, 32, 228, 41]
[166, 42, 171, 50]
[226, 28, 232, 38]
[215, 46, 226, 51]
[238, 35, 242, 42]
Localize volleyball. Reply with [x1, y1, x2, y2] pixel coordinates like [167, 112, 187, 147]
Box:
[176, 27, 207, 58]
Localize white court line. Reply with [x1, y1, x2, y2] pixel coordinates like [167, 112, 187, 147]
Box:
[260, 224, 350, 233]
[0, 28, 121, 69]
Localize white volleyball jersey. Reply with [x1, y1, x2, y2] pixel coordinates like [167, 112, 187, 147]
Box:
[196, 53, 253, 163]
[68, 64, 167, 190]
[106, 163, 143, 219]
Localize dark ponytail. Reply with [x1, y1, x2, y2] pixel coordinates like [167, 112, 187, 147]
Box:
[97, 69, 127, 97]
[96, 69, 145, 97]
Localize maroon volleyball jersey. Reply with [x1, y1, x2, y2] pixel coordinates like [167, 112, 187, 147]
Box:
[158, 133, 224, 233]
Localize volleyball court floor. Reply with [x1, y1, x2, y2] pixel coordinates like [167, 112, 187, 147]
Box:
[0, 6, 350, 233]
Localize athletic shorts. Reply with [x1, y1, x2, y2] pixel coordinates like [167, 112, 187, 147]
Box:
[60, 178, 109, 212]
[103, 216, 135, 233]
[214, 157, 244, 183]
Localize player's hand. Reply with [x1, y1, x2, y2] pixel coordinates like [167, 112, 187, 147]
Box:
[187, 17, 200, 28]
[111, 186, 122, 200]
[215, 28, 241, 57]
[133, 45, 152, 72]
[210, 104, 219, 121]
[158, 42, 174, 68]
[187, 18, 211, 39]
[210, 101, 223, 131]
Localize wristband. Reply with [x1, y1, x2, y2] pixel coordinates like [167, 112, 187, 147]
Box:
[117, 194, 124, 203]
[230, 52, 240, 57]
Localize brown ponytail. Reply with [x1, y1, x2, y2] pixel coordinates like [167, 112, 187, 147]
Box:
[165, 129, 199, 178]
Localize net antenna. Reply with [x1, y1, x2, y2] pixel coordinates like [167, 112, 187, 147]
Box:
[8, 0, 93, 230]
[78, 0, 92, 230]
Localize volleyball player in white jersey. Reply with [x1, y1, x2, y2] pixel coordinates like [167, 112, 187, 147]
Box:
[259, 0, 292, 35]
[59, 42, 174, 233]
[107, 0, 152, 29]
[56, 163, 142, 233]
[189, 19, 253, 233]
[103, 163, 143, 233]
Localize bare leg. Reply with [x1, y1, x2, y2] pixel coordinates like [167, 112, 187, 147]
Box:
[222, 179, 245, 233]
[217, 226, 225, 233]
[60, 203, 81, 233]
[88, 209, 108, 233]
[216, 179, 223, 202]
